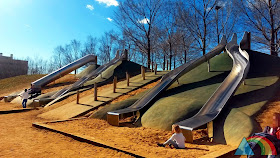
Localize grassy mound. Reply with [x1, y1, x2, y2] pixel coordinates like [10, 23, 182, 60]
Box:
[214, 51, 280, 146]
[0, 74, 44, 96]
[76, 64, 98, 78]
[141, 52, 233, 130]
[84, 60, 142, 87]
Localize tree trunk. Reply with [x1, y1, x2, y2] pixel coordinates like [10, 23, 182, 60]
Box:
[163, 55, 166, 70]
[269, 0, 277, 56]
[169, 42, 172, 70]
[184, 50, 187, 63]
[173, 54, 175, 69]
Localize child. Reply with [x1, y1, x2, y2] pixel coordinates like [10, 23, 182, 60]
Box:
[157, 125, 186, 149]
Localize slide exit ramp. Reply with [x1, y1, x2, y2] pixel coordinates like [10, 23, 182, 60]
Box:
[107, 36, 227, 126]
[41, 50, 128, 107]
[175, 32, 250, 143]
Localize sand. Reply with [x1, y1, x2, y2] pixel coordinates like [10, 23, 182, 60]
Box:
[0, 109, 132, 158]
[46, 118, 230, 158]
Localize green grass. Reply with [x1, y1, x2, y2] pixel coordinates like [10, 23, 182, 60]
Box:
[141, 52, 233, 130]
[91, 51, 280, 146]
[84, 60, 142, 86]
[214, 51, 280, 146]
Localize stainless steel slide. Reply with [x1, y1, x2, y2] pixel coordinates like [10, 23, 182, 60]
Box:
[4, 54, 97, 102]
[31, 54, 97, 93]
[41, 50, 128, 107]
[175, 33, 250, 133]
[107, 36, 227, 126]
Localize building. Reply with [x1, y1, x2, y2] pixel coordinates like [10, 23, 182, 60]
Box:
[0, 53, 28, 79]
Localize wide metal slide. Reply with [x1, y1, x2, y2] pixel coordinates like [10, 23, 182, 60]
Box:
[4, 54, 97, 102]
[39, 50, 128, 107]
[175, 32, 250, 142]
[107, 36, 227, 126]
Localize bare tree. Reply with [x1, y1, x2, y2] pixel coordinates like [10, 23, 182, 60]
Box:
[177, 0, 218, 56]
[114, 0, 165, 69]
[235, 0, 280, 56]
[82, 35, 97, 56]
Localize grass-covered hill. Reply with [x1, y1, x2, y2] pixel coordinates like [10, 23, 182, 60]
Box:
[91, 50, 280, 146]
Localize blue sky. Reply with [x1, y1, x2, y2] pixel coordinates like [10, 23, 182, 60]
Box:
[0, 0, 119, 60]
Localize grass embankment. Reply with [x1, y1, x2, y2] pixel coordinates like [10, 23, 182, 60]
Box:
[0, 74, 44, 96]
[214, 51, 280, 146]
[91, 51, 280, 146]
[141, 52, 232, 130]
[91, 52, 232, 125]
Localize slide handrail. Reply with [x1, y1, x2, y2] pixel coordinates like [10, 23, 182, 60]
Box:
[175, 32, 250, 131]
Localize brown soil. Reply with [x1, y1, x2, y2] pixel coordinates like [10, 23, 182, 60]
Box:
[40, 82, 114, 114]
[256, 88, 280, 129]
[0, 109, 132, 158]
[111, 80, 159, 104]
[48, 118, 229, 158]
[0, 102, 22, 111]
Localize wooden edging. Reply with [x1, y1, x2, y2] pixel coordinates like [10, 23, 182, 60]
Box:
[0, 108, 33, 114]
[32, 121, 145, 158]
[199, 146, 237, 158]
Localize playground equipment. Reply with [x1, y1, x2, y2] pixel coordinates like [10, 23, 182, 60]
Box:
[175, 32, 250, 142]
[33, 50, 127, 107]
[3, 54, 97, 102]
[107, 35, 227, 126]
[35, 50, 128, 107]
[31, 54, 97, 93]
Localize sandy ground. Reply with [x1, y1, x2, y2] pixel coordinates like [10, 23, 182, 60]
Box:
[0, 74, 279, 157]
[45, 118, 229, 158]
[0, 109, 133, 158]
[256, 88, 280, 129]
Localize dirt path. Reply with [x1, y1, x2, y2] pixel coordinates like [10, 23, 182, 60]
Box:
[256, 88, 280, 129]
[0, 109, 132, 158]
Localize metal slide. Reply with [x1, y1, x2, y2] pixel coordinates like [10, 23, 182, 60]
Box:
[107, 36, 227, 126]
[31, 54, 97, 93]
[41, 50, 128, 107]
[4, 54, 97, 102]
[175, 33, 250, 134]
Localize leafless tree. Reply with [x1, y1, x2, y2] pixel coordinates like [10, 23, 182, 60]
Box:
[114, 0, 165, 69]
[177, 0, 218, 55]
[235, 0, 280, 56]
[82, 35, 97, 56]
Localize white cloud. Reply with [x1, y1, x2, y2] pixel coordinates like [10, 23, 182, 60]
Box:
[24, 24, 31, 28]
[95, 0, 119, 7]
[107, 17, 113, 22]
[86, 4, 94, 11]
[138, 18, 150, 24]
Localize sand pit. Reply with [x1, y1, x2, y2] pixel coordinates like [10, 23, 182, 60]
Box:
[0, 109, 133, 157]
[46, 118, 231, 158]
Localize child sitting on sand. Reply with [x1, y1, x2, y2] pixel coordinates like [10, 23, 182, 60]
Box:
[157, 125, 186, 149]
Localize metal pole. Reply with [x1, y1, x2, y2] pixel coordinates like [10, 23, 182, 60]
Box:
[94, 82, 97, 101]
